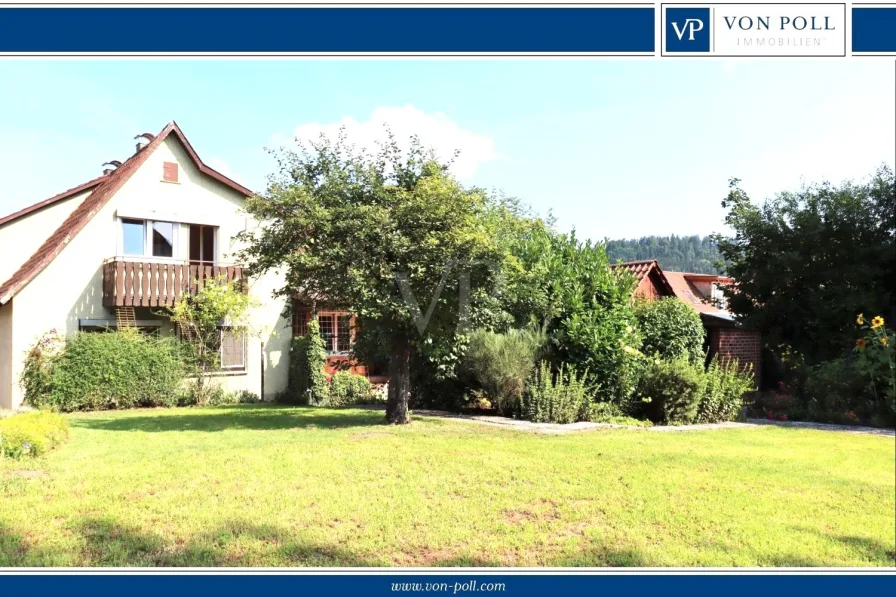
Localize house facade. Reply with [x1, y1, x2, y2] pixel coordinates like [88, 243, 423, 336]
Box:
[0, 122, 292, 409]
[613, 259, 762, 384]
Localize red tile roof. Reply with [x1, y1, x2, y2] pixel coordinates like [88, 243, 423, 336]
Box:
[664, 271, 729, 315]
[610, 259, 676, 296]
[0, 121, 253, 305]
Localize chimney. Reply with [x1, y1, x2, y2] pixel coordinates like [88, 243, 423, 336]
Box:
[134, 132, 155, 153]
[102, 160, 121, 176]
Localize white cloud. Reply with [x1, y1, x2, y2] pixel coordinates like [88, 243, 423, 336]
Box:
[284, 105, 499, 180]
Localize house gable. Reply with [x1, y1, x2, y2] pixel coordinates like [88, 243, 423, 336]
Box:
[0, 121, 252, 305]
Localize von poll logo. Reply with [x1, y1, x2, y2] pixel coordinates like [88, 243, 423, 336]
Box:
[666, 8, 710, 52]
[663, 4, 846, 57]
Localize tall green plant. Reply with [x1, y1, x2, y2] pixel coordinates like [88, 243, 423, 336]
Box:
[520, 362, 591, 424]
[162, 276, 256, 405]
[464, 327, 545, 415]
[697, 357, 754, 423]
[289, 318, 330, 405]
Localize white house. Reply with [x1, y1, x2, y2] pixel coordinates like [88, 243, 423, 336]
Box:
[0, 122, 292, 409]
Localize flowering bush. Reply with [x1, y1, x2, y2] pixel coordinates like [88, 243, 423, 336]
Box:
[853, 314, 895, 414]
[0, 411, 69, 458]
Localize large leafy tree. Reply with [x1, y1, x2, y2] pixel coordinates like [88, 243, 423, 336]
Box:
[237, 132, 503, 423]
[713, 166, 895, 363]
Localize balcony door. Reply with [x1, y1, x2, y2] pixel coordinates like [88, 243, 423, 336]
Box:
[189, 224, 217, 266]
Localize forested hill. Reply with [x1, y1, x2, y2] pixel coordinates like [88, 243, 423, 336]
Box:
[605, 235, 722, 274]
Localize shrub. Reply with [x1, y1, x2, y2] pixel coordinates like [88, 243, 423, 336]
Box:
[464, 328, 545, 415]
[584, 401, 653, 427]
[520, 362, 591, 424]
[635, 298, 705, 363]
[203, 388, 261, 406]
[696, 357, 755, 423]
[288, 319, 329, 405]
[636, 357, 707, 424]
[22, 330, 187, 412]
[0, 411, 69, 458]
[802, 358, 866, 416]
[328, 371, 372, 406]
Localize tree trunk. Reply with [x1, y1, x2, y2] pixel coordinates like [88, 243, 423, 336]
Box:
[386, 332, 412, 424]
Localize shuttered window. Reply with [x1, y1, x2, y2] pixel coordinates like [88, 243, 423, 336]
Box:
[220, 327, 246, 370]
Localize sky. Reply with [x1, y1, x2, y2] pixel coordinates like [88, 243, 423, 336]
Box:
[0, 59, 892, 240]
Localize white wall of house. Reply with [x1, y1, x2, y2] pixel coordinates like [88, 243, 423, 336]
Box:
[0, 191, 89, 285]
[0, 136, 291, 409]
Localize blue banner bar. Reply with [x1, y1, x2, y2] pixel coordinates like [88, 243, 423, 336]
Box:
[852, 7, 896, 52]
[1, 574, 895, 596]
[0, 7, 655, 54]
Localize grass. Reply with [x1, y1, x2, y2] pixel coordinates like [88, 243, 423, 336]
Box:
[0, 404, 894, 567]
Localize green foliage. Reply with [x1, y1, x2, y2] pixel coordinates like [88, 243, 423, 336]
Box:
[0, 411, 69, 458]
[22, 330, 187, 412]
[161, 276, 257, 405]
[202, 388, 261, 407]
[288, 319, 330, 406]
[328, 371, 373, 407]
[519, 362, 592, 424]
[584, 401, 653, 427]
[853, 315, 895, 414]
[504, 226, 642, 405]
[714, 167, 895, 364]
[635, 298, 705, 363]
[696, 357, 754, 424]
[801, 358, 867, 416]
[636, 357, 707, 424]
[606, 235, 722, 274]
[463, 327, 546, 415]
[237, 132, 511, 423]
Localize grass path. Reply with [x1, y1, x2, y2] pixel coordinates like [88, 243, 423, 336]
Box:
[1, 404, 894, 567]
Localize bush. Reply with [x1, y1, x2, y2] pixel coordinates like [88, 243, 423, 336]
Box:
[0, 411, 69, 458]
[584, 401, 653, 427]
[636, 357, 706, 424]
[696, 357, 754, 423]
[288, 319, 329, 405]
[203, 388, 261, 407]
[802, 358, 866, 416]
[328, 371, 372, 406]
[520, 362, 591, 424]
[464, 328, 545, 415]
[635, 298, 705, 363]
[22, 330, 187, 412]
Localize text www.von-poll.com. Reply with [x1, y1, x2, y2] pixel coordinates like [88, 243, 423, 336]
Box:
[391, 581, 507, 594]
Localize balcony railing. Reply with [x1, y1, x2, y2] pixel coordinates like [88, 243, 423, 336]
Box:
[102, 258, 246, 308]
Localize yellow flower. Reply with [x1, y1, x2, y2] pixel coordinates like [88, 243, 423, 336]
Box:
[855, 338, 867, 350]
[871, 316, 885, 329]
[856, 313, 864, 325]
[881, 337, 890, 347]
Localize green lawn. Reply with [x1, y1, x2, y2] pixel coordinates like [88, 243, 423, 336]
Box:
[1, 404, 894, 567]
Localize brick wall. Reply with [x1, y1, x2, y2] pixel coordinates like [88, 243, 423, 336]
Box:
[708, 327, 761, 387]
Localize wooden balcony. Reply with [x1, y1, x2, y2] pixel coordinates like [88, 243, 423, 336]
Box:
[102, 258, 246, 308]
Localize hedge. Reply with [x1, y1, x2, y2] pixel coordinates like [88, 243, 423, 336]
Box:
[22, 330, 187, 411]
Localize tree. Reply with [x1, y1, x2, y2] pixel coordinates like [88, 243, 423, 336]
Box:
[237, 132, 503, 424]
[713, 166, 896, 364]
[606, 235, 723, 274]
[163, 276, 256, 404]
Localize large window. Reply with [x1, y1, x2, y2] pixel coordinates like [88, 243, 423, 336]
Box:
[120, 218, 178, 259]
[317, 312, 353, 354]
[219, 327, 246, 371]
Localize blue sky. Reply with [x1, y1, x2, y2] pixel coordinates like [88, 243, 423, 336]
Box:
[0, 59, 892, 240]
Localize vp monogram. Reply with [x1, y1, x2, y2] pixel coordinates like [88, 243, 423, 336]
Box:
[671, 18, 705, 41]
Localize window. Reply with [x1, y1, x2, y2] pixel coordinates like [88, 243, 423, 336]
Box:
[317, 312, 353, 354]
[122, 219, 145, 256]
[119, 218, 178, 259]
[188, 224, 217, 264]
[220, 327, 246, 371]
[151, 221, 175, 258]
